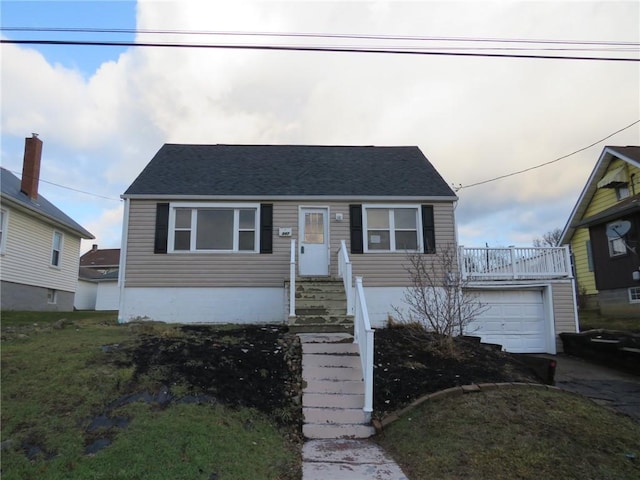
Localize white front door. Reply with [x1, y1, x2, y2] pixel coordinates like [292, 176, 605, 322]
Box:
[299, 208, 329, 276]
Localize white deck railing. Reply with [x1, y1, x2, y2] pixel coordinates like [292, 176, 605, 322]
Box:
[354, 276, 374, 416]
[459, 245, 572, 281]
[289, 239, 296, 317]
[337, 240, 354, 315]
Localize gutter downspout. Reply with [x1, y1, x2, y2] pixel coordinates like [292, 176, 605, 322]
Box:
[117, 198, 130, 324]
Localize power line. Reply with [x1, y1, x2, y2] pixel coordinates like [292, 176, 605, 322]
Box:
[7, 169, 120, 201]
[3, 27, 639, 47]
[457, 119, 640, 191]
[2, 38, 638, 62]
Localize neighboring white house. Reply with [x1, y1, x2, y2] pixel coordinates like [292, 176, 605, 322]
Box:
[118, 143, 577, 353]
[0, 135, 94, 311]
[75, 268, 119, 311]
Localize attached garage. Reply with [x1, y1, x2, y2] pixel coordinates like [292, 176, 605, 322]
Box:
[468, 287, 555, 354]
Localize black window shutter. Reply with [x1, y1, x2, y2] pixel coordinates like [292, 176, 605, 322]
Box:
[349, 204, 363, 254]
[421, 205, 436, 254]
[260, 204, 273, 254]
[154, 203, 169, 254]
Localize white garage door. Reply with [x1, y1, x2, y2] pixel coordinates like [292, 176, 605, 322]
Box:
[469, 289, 548, 353]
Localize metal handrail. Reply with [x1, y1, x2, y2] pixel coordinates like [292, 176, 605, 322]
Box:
[354, 276, 374, 415]
[289, 239, 296, 317]
[337, 240, 354, 315]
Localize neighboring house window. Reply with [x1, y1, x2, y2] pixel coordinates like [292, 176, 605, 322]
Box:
[168, 203, 259, 252]
[47, 289, 57, 304]
[51, 231, 63, 266]
[363, 206, 421, 252]
[0, 209, 7, 254]
[586, 240, 594, 272]
[629, 286, 640, 303]
[616, 185, 630, 201]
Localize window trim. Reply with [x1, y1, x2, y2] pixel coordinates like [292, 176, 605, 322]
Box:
[167, 202, 260, 253]
[0, 208, 7, 254]
[362, 204, 423, 253]
[629, 286, 640, 304]
[606, 221, 628, 258]
[51, 230, 63, 267]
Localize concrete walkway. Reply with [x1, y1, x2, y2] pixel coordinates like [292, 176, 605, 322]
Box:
[303, 439, 408, 480]
[549, 354, 640, 422]
[299, 333, 408, 479]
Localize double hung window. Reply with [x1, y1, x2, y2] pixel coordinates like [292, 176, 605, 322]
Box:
[0, 209, 6, 254]
[169, 204, 258, 252]
[51, 231, 63, 266]
[363, 206, 420, 252]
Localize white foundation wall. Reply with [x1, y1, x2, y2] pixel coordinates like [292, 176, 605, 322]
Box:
[95, 282, 120, 311]
[362, 287, 407, 328]
[120, 287, 286, 324]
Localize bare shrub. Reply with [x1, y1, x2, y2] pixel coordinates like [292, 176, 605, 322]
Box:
[392, 244, 488, 356]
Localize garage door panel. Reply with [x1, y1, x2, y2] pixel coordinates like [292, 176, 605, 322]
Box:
[470, 289, 548, 354]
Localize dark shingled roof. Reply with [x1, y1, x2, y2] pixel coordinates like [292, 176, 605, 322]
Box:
[80, 247, 120, 268]
[1, 167, 94, 239]
[124, 144, 456, 198]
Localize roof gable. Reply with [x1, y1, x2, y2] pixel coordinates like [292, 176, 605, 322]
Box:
[560, 146, 640, 244]
[0, 167, 94, 239]
[124, 144, 457, 199]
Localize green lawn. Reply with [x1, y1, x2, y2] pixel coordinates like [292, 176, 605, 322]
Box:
[579, 309, 640, 332]
[1, 311, 300, 480]
[377, 387, 640, 480]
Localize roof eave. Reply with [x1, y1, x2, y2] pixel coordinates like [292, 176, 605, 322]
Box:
[120, 194, 459, 202]
[1, 193, 95, 239]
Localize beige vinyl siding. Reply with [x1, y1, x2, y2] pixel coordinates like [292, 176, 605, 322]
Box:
[124, 200, 456, 288]
[552, 280, 578, 352]
[0, 205, 80, 292]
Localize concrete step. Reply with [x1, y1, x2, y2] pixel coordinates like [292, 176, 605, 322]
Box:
[303, 424, 376, 439]
[303, 353, 362, 368]
[302, 342, 359, 355]
[304, 407, 370, 425]
[295, 307, 348, 316]
[304, 379, 365, 395]
[289, 324, 353, 334]
[289, 313, 353, 326]
[303, 393, 365, 409]
[304, 365, 363, 381]
[299, 333, 354, 343]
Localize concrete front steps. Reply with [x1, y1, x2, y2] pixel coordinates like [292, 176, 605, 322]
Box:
[288, 278, 354, 334]
[300, 333, 375, 439]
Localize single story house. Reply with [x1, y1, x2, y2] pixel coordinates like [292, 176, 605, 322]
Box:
[118, 144, 577, 353]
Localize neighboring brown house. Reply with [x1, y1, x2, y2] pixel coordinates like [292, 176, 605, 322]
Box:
[80, 245, 120, 274]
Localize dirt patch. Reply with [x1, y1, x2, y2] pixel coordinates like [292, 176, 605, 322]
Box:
[118, 325, 303, 427]
[373, 325, 540, 417]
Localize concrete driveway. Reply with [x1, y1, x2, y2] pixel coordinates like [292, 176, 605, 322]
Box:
[549, 354, 640, 422]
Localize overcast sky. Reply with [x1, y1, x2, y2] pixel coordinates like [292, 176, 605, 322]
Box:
[1, 0, 639, 253]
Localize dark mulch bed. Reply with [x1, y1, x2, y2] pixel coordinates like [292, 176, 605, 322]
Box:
[111, 323, 539, 426]
[373, 325, 541, 417]
[111, 325, 302, 427]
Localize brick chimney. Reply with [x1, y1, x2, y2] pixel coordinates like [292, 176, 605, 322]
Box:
[21, 133, 43, 200]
